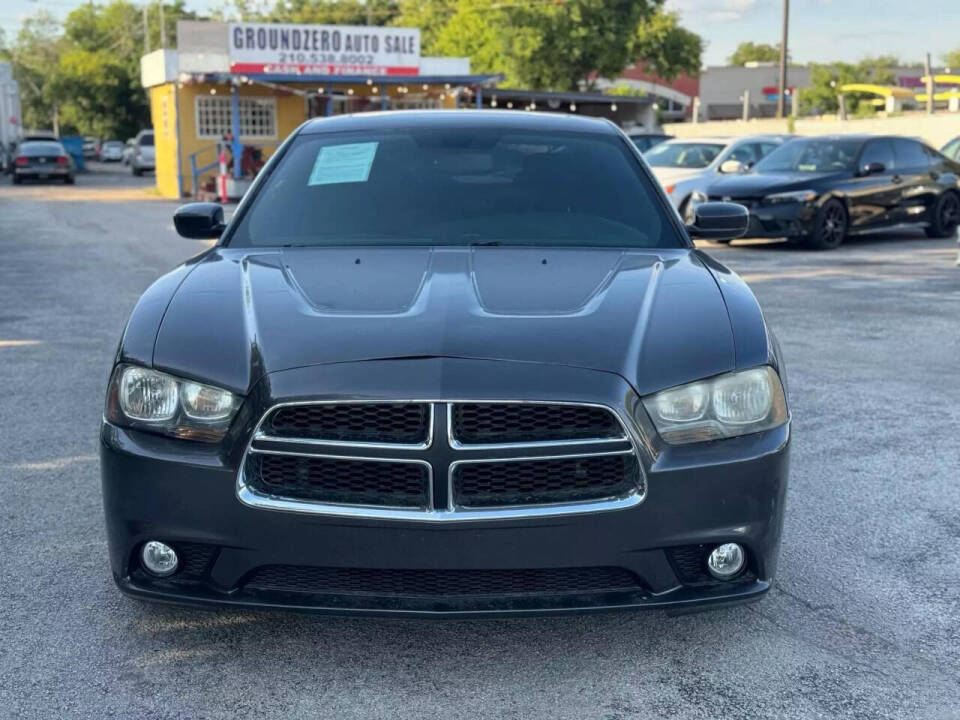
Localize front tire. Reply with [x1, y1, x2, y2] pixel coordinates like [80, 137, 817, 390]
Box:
[924, 192, 960, 238]
[805, 199, 848, 250]
[132, 165, 142, 177]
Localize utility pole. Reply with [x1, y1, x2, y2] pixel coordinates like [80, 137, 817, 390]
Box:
[159, 1, 167, 48]
[924, 52, 934, 115]
[143, 4, 151, 54]
[776, 0, 790, 118]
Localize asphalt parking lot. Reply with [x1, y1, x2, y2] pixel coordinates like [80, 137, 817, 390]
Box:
[1, 162, 958, 719]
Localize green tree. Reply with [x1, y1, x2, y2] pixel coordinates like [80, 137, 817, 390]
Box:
[943, 47, 960, 69]
[400, 0, 701, 91]
[260, 0, 399, 24]
[4, 12, 65, 132]
[799, 56, 901, 116]
[5, 2, 197, 139]
[632, 9, 702, 81]
[728, 42, 780, 66]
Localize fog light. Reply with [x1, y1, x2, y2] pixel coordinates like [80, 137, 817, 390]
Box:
[141, 541, 178, 577]
[707, 543, 745, 580]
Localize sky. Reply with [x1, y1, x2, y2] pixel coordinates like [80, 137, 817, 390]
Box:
[2, 0, 958, 69]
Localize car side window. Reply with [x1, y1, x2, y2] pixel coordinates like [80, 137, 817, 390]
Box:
[859, 141, 896, 172]
[892, 139, 930, 171]
[943, 139, 960, 161]
[728, 144, 758, 165]
[757, 143, 780, 160]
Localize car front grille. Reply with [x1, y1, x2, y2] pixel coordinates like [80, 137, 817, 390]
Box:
[264, 402, 430, 445]
[708, 195, 765, 210]
[450, 402, 624, 445]
[241, 401, 643, 518]
[243, 565, 643, 597]
[245, 453, 430, 508]
[452, 454, 640, 508]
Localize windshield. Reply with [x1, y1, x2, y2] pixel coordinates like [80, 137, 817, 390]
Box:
[644, 142, 725, 169]
[139, 134, 155, 146]
[228, 128, 682, 249]
[754, 138, 862, 173]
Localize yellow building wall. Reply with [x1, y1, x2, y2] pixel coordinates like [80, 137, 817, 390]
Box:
[148, 84, 181, 199]
[154, 82, 306, 198]
[149, 79, 459, 198]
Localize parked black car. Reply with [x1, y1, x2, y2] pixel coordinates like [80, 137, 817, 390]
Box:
[11, 140, 76, 184]
[101, 111, 790, 617]
[697, 135, 960, 249]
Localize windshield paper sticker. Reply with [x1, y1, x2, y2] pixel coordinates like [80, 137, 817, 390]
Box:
[308, 142, 379, 186]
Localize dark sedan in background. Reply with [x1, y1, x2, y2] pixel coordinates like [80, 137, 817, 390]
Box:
[697, 135, 960, 249]
[100, 111, 791, 617]
[11, 140, 76, 184]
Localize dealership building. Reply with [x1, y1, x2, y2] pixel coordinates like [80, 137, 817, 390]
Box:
[141, 20, 656, 199]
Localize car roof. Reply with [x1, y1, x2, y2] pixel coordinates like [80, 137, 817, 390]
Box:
[664, 137, 738, 145]
[300, 110, 617, 137]
[787, 134, 887, 142]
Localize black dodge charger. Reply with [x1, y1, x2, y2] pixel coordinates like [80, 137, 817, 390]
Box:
[695, 134, 960, 249]
[101, 111, 790, 617]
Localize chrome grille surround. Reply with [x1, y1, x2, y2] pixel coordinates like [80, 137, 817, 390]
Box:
[237, 399, 646, 521]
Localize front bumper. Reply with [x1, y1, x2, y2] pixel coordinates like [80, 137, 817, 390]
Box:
[101, 358, 790, 617]
[743, 202, 816, 239]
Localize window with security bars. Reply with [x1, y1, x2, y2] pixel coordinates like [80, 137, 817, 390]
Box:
[195, 96, 277, 139]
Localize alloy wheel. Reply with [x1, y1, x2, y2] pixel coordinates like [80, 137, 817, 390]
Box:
[940, 194, 960, 230]
[820, 203, 846, 246]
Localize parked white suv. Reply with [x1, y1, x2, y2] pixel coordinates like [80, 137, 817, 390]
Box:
[130, 130, 155, 176]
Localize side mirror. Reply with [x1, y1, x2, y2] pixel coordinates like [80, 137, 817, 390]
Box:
[860, 161, 885, 176]
[719, 159, 745, 174]
[174, 203, 226, 239]
[686, 202, 750, 241]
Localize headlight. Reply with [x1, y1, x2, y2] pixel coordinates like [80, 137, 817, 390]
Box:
[106, 364, 240, 442]
[763, 190, 817, 205]
[642, 366, 787, 444]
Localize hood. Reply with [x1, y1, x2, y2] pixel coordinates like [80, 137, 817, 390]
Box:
[153, 246, 736, 396]
[705, 170, 849, 196]
[651, 167, 705, 186]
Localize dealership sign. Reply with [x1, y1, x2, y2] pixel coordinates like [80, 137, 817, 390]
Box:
[228, 22, 420, 76]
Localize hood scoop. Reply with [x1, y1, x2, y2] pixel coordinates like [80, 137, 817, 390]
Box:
[282, 247, 432, 313]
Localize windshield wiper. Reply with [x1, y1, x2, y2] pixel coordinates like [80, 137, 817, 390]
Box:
[467, 240, 503, 246]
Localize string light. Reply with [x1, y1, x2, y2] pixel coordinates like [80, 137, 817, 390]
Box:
[611, 103, 618, 111]
[366, 78, 373, 85]
[347, 88, 354, 95]
[422, 83, 429, 91]
[507, 101, 513, 108]
[569, 103, 577, 111]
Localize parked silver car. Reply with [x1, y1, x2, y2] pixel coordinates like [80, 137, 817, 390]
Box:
[99, 140, 125, 162]
[130, 130, 155, 176]
[646, 135, 794, 222]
